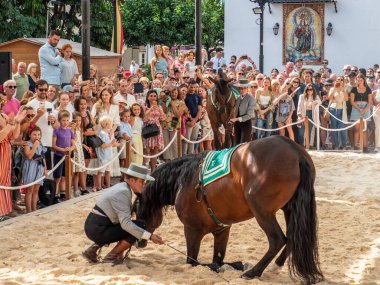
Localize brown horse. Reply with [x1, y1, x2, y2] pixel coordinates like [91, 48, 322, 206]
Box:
[207, 69, 236, 150]
[135, 136, 324, 284]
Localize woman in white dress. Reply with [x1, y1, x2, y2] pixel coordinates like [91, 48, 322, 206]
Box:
[91, 87, 121, 182]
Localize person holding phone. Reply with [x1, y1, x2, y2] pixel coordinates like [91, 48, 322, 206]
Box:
[114, 79, 136, 108]
[27, 79, 57, 170]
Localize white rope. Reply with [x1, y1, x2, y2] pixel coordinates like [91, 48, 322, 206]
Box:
[70, 144, 125, 171]
[0, 156, 66, 190]
[131, 131, 178, 159]
[320, 105, 380, 125]
[181, 129, 213, 144]
[251, 119, 304, 132]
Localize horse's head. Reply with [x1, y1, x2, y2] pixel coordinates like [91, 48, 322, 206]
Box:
[208, 68, 233, 96]
[133, 182, 164, 248]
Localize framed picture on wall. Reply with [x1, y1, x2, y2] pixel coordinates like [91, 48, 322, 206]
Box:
[283, 4, 325, 65]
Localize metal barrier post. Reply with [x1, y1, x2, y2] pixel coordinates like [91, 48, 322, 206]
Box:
[177, 128, 182, 158]
[359, 116, 364, 153]
[305, 117, 310, 150]
[316, 107, 320, 151]
[65, 151, 72, 200]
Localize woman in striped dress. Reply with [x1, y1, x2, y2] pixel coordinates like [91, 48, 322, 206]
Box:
[0, 111, 25, 220]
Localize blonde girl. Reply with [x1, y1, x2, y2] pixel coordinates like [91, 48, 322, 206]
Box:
[130, 103, 144, 165]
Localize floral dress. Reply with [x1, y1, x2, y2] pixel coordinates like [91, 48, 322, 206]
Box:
[143, 105, 166, 150]
[73, 129, 85, 173]
[200, 98, 214, 140]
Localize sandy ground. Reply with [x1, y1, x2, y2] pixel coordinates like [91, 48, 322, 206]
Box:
[0, 152, 379, 285]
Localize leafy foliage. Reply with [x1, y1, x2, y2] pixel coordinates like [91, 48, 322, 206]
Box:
[0, 0, 224, 53]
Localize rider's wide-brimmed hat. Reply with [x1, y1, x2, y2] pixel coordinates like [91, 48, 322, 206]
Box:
[233, 78, 252, 88]
[120, 163, 155, 181]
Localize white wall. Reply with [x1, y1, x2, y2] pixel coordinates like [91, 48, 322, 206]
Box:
[225, 0, 380, 75]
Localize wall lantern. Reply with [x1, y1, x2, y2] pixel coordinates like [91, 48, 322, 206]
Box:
[273, 23, 279, 36]
[326, 22, 333, 36]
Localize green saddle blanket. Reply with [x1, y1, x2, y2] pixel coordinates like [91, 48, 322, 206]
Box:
[202, 144, 241, 186]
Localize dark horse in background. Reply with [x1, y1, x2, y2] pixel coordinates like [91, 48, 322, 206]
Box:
[207, 68, 236, 150]
[135, 136, 324, 284]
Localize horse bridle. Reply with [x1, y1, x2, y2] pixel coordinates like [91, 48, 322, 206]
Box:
[209, 88, 233, 112]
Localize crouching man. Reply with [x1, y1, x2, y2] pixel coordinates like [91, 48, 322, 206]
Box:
[82, 163, 164, 264]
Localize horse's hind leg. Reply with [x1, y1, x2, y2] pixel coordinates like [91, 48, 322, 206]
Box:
[275, 207, 291, 267]
[212, 227, 244, 271]
[242, 213, 286, 280]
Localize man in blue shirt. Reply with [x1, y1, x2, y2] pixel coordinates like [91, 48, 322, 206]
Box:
[183, 80, 202, 155]
[38, 30, 63, 93]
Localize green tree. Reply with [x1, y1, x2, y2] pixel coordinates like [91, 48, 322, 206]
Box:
[120, 0, 224, 52]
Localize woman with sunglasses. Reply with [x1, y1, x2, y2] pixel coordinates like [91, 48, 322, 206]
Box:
[350, 74, 373, 152]
[297, 84, 321, 147]
[287, 77, 303, 144]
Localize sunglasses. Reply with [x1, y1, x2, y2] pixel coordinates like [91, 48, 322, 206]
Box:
[306, 89, 313, 91]
[7, 86, 17, 89]
[38, 88, 48, 92]
[27, 114, 35, 118]
[238, 73, 244, 76]
[257, 78, 263, 80]
[251, 86, 258, 88]
[294, 81, 300, 84]
[183, 77, 190, 79]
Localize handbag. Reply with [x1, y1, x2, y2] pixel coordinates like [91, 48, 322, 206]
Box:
[85, 135, 103, 148]
[141, 123, 160, 139]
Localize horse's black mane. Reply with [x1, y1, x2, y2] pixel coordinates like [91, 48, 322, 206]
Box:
[137, 152, 208, 220]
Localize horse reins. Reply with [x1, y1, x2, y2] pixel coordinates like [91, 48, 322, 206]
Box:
[165, 243, 230, 284]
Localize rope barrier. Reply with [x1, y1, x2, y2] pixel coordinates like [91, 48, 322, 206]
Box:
[181, 129, 213, 144]
[0, 155, 66, 190]
[250, 119, 304, 132]
[131, 131, 178, 159]
[70, 144, 125, 171]
[320, 105, 380, 125]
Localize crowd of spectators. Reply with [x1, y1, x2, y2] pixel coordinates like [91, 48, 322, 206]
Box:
[1, 30, 379, 221]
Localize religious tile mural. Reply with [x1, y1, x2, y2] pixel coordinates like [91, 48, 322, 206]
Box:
[283, 4, 324, 65]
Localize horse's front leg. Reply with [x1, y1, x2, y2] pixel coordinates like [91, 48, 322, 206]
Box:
[184, 225, 204, 266]
[212, 227, 245, 272]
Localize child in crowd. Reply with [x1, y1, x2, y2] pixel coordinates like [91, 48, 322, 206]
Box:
[72, 112, 88, 197]
[118, 110, 133, 179]
[52, 110, 75, 203]
[130, 103, 144, 165]
[22, 126, 47, 213]
[95, 115, 120, 190]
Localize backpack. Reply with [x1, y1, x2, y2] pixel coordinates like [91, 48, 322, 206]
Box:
[38, 179, 57, 207]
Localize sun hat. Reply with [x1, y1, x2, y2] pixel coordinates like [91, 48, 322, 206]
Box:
[233, 78, 252, 88]
[120, 163, 155, 181]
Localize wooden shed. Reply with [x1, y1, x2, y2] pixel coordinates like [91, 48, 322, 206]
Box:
[0, 38, 121, 78]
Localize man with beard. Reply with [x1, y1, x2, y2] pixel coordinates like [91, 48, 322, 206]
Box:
[38, 30, 63, 94]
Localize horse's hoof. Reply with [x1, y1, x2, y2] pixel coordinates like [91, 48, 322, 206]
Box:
[241, 271, 260, 280]
[218, 264, 234, 272]
[207, 263, 220, 272]
[225, 261, 244, 271]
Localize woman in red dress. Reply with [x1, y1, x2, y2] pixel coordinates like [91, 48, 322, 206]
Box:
[0, 110, 26, 220]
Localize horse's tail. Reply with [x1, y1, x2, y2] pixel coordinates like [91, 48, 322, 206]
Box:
[286, 156, 324, 284]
